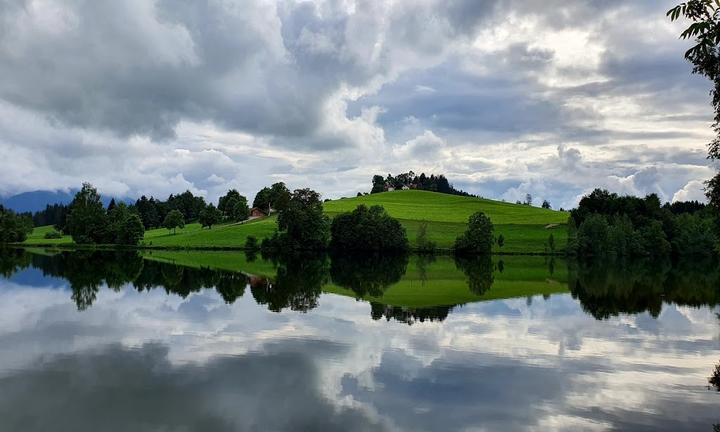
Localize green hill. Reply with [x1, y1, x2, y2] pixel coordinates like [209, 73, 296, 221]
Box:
[324, 190, 568, 253]
[21, 190, 569, 253]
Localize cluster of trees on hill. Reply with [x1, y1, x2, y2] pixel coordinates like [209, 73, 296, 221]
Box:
[0, 205, 32, 243]
[568, 189, 716, 258]
[371, 172, 474, 196]
[64, 184, 145, 245]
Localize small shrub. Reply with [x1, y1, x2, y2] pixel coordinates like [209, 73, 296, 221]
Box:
[44, 231, 63, 239]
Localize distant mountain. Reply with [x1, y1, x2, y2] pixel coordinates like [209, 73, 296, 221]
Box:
[1, 190, 133, 213]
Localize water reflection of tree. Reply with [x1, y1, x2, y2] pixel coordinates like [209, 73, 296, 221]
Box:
[709, 361, 720, 391]
[329, 253, 408, 298]
[569, 257, 720, 319]
[370, 302, 452, 325]
[251, 253, 328, 312]
[454, 255, 494, 296]
[0, 248, 31, 277]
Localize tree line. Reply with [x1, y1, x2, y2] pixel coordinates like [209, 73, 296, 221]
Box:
[370, 171, 475, 196]
[0, 205, 33, 243]
[568, 189, 716, 258]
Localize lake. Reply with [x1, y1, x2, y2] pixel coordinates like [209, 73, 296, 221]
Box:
[0, 248, 718, 431]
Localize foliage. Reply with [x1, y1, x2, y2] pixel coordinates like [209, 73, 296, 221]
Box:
[253, 182, 291, 213]
[118, 214, 145, 245]
[454, 255, 494, 295]
[198, 204, 222, 229]
[219, 190, 250, 222]
[454, 211, 494, 255]
[275, 188, 330, 250]
[710, 361, 720, 391]
[369, 171, 475, 196]
[570, 188, 713, 257]
[542, 200, 551, 209]
[0, 205, 33, 243]
[244, 235, 259, 251]
[330, 205, 409, 252]
[415, 220, 436, 252]
[330, 252, 409, 297]
[43, 230, 63, 239]
[668, 2, 720, 218]
[163, 210, 185, 234]
[65, 183, 109, 244]
[32, 203, 69, 232]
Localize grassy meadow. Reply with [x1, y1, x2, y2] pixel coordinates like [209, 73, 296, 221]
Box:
[325, 190, 568, 253]
[22, 190, 569, 253]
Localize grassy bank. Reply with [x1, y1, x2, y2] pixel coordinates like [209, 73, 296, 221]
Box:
[22, 190, 569, 254]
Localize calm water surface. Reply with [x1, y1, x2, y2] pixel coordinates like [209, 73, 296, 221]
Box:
[0, 249, 718, 431]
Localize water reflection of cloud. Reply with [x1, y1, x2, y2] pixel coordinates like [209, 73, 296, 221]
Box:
[0, 280, 717, 431]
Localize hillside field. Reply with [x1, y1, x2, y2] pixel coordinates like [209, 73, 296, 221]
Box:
[21, 190, 569, 253]
[324, 190, 568, 253]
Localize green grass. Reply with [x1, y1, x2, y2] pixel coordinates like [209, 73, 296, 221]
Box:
[22, 190, 569, 254]
[325, 191, 568, 252]
[23, 225, 73, 246]
[141, 217, 278, 249]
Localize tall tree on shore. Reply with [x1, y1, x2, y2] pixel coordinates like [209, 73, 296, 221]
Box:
[65, 183, 108, 244]
[669, 2, 720, 218]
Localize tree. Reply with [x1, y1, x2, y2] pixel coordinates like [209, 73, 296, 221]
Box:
[548, 233, 555, 253]
[416, 220, 436, 252]
[542, 200, 551, 209]
[253, 187, 272, 211]
[525, 193, 533, 206]
[118, 214, 145, 245]
[218, 189, 242, 216]
[253, 182, 291, 214]
[497, 234, 505, 249]
[166, 191, 206, 222]
[269, 182, 291, 211]
[454, 211, 494, 255]
[230, 196, 250, 222]
[134, 196, 160, 229]
[245, 235, 259, 251]
[163, 210, 185, 234]
[371, 174, 386, 194]
[199, 204, 222, 229]
[330, 205, 409, 252]
[275, 188, 330, 250]
[106, 198, 117, 214]
[0, 206, 33, 243]
[65, 182, 108, 244]
[669, 2, 720, 219]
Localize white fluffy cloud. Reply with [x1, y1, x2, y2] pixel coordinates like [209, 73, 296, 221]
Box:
[0, 0, 714, 205]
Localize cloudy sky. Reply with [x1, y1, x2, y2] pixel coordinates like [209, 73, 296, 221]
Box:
[0, 0, 715, 208]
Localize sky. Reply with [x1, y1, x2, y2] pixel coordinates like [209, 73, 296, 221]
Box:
[0, 0, 716, 209]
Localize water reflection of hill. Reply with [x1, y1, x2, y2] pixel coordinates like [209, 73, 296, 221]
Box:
[3, 248, 719, 323]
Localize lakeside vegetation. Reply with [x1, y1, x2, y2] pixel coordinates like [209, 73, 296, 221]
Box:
[17, 187, 569, 254]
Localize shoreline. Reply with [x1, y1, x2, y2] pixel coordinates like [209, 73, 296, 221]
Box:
[6, 243, 567, 256]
